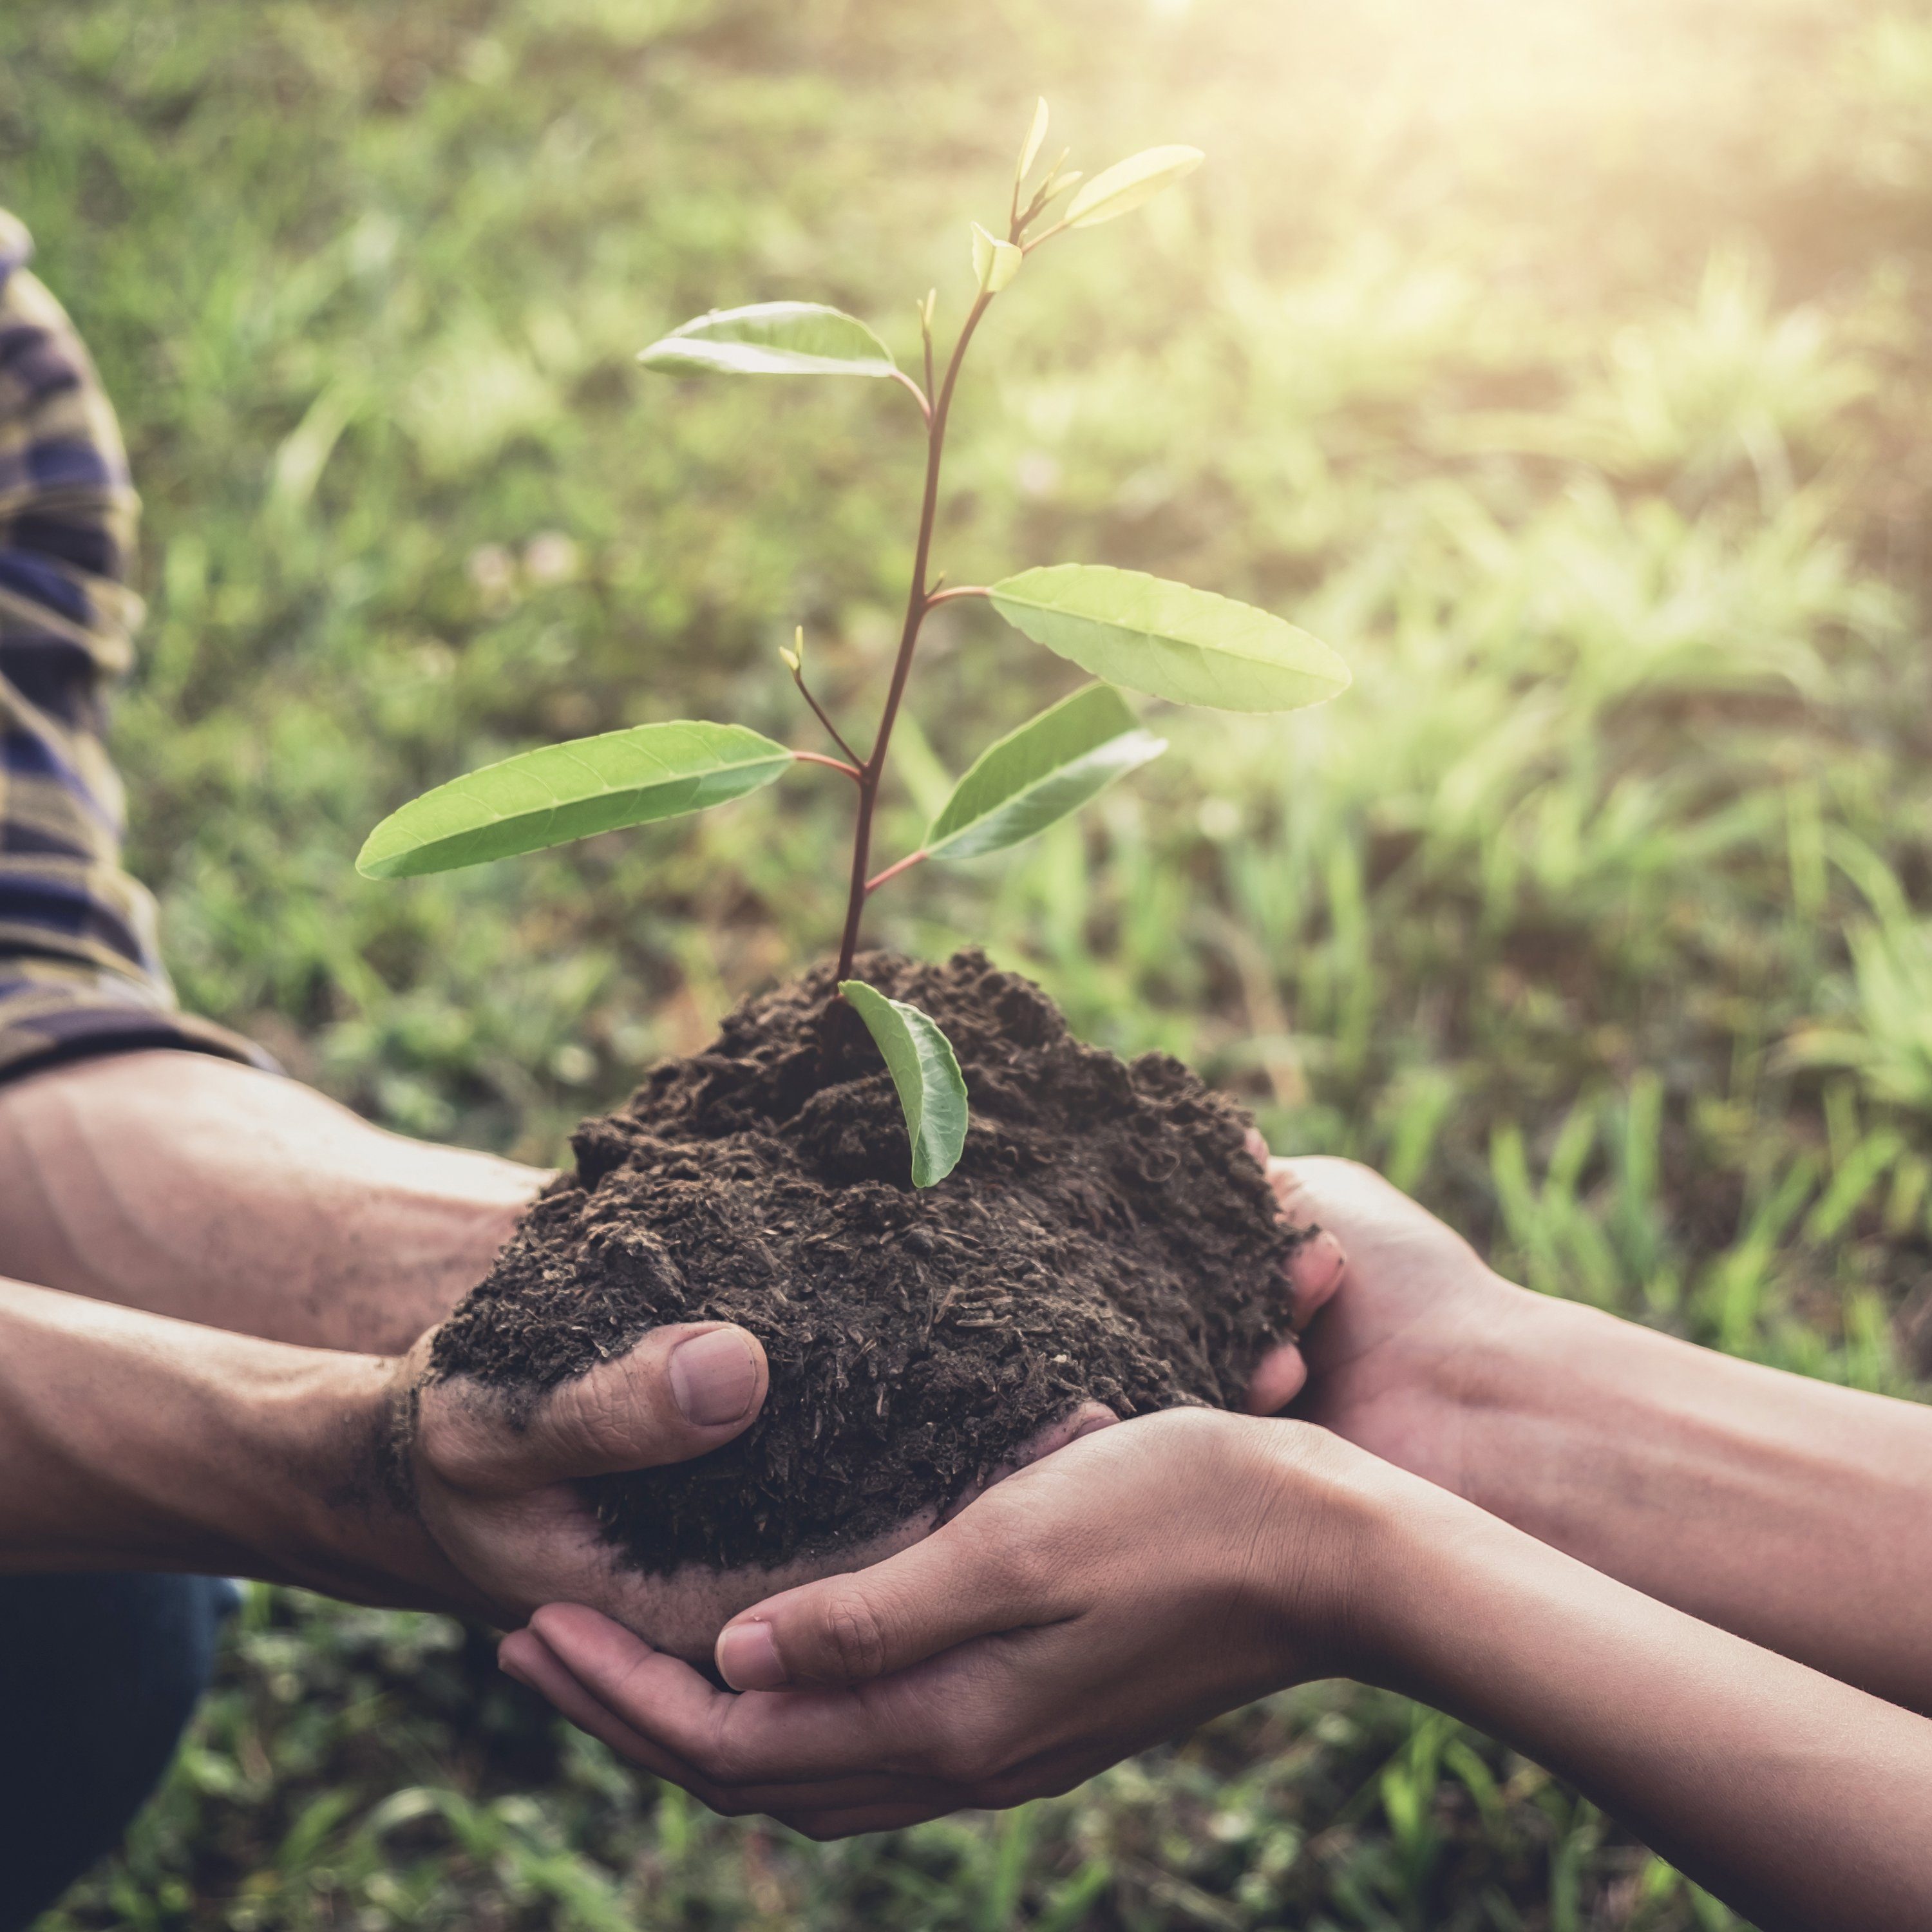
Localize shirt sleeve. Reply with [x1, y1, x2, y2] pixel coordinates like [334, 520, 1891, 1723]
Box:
[0, 209, 272, 1083]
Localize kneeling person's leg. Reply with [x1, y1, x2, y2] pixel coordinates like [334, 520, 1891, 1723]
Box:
[0, 1573, 234, 1929]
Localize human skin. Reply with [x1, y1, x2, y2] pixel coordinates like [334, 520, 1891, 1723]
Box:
[0, 1050, 1341, 1650]
[0, 1050, 547, 1354]
[504, 1153, 1932, 1922]
[500, 1411, 1932, 1931]
[1266, 1153, 1932, 1715]
[0, 1268, 773, 1630]
[0, 1049, 786, 1638]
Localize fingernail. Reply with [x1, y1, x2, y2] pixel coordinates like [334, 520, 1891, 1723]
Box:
[717, 1619, 788, 1691]
[670, 1328, 760, 1427]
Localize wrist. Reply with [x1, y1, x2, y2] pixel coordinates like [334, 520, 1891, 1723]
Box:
[1334, 1454, 1504, 1695]
[259, 1349, 483, 1616]
[1245, 1419, 1425, 1682]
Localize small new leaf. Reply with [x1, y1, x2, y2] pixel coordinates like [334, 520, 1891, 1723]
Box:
[638, 302, 896, 378]
[971, 223, 1023, 294]
[989, 564, 1350, 713]
[1016, 97, 1050, 187]
[839, 981, 969, 1188]
[357, 721, 792, 878]
[1065, 146, 1204, 228]
[926, 683, 1165, 860]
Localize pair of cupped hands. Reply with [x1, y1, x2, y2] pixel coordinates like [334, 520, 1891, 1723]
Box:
[401, 1143, 1488, 1839]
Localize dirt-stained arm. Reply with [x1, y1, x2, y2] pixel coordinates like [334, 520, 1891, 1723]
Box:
[0, 1269, 767, 1630]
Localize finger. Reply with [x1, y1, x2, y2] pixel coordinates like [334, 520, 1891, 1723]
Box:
[1243, 1341, 1308, 1416]
[530, 1602, 933, 1781]
[713, 1500, 1059, 1692]
[418, 1320, 768, 1495]
[1285, 1226, 1346, 1318]
[502, 1627, 938, 1815]
[501, 1627, 703, 1783]
[1245, 1134, 1348, 1316]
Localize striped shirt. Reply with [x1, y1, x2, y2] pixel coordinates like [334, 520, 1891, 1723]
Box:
[0, 210, 265, 1082]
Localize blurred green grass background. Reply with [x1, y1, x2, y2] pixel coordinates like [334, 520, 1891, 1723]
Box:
[10, 0, 1932, 1923]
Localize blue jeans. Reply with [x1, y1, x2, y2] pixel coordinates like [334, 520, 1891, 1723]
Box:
[0, 1574, 234, 1929]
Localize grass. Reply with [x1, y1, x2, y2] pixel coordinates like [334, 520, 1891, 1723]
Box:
[8, 0, 1932, 1922]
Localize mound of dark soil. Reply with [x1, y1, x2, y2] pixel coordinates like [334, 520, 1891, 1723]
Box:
[431, 949, 1300, 1574]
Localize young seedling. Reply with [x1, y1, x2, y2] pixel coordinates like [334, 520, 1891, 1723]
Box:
[357, 102, 1350, 1188]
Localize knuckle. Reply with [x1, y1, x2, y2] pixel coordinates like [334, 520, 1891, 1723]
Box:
[549, 1372, 633, 1464]
[413, 1385, 505, 1491]
[819, 1589, 891, 1681]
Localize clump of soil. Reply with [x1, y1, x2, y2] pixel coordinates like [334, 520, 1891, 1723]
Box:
[431, 949, 1300, 1574]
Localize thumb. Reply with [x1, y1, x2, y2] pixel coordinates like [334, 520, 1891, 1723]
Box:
[715, 1506, 1060, 1692]
[416, 1321, 768, 1496]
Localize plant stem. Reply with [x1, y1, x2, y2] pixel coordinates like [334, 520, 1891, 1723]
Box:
[887, 366, 933, 422]
[791, 749, 863, 781]
[834, 287, 996, 981]
[791, 665, 862, 765]
[923, 583, 991, 609]
[866, 848, 929, 893]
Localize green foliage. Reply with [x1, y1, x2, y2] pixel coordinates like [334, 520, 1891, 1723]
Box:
[365, 110, 1338, 1175]
[925, 683, 1164, 862]
[636, 302, 898, 378]
[969, 222, 1023, 294]
[990, 565, 1352, 712]
[1063, 145, 1204, 229]
[12, 0, 1932, 1921]
[838, 980, 970, 1186]
[355, 723, 792, 878]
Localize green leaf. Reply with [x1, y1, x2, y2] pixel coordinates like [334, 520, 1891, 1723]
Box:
[839, 981, 969, 1188]
[637, 302, 896, 378]
[989, 564, 1349, 713]
[971, 222, 1023, 294]
[357, 722, 792, 879]
[1016, 97, 1050, 185]
[925, 683, 1165, 861]
[1065, 145, 1204, 227]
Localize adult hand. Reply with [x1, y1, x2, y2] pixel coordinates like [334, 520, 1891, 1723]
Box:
[497, 1410, 1388, 1837]
[373, 1318, 775, 1635]
[478, 1135, 1347, 1663]
[1248, 1142, 1533, 1495]
[0, 1276, 768, 1642]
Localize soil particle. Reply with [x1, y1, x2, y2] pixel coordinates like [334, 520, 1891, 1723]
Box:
[430, 949, 1301, 1573]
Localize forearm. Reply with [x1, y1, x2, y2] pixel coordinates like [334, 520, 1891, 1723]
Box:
[1355, 1471, 1932, 1932]
[0, 1273, 468, 1612]
[0, 1050, 545, 1353]
[1442, 1287, 1932, 1711]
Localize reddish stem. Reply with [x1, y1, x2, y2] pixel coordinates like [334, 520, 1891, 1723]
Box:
[791, 749, 863, 781]
[923, 583, 992, 609]
[866, 848, 929, 894]
[887, 366, 932, 422]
